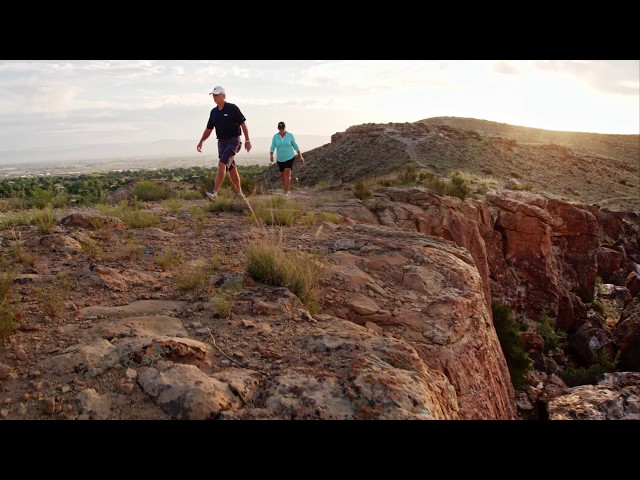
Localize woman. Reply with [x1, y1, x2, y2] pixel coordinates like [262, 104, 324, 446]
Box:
[269, 121, 304, 195]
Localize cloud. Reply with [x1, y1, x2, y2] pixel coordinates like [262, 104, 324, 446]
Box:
[491, 61, 522, 75]
[535, 60, 639, 96]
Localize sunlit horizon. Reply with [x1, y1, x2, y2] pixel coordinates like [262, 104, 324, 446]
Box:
[0, 60, 637, 158]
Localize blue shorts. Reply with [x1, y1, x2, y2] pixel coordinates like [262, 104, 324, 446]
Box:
[217, 137, 241, 171]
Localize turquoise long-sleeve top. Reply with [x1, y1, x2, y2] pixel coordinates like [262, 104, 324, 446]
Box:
[270, 131, 300, 162]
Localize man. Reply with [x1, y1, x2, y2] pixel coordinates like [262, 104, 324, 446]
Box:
[197, 85, 252, 199]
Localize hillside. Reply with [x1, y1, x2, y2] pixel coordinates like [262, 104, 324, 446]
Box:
[267, 117, 639, 213]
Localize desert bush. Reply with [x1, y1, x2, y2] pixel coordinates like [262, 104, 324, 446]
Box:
[353, 181, 372, 200]
[163, 218, 180, 232]
[98, 201, 160, 228]
[0, 263, 17, 306]
[120, 239, 144, 261]
[398, 165, 418, 185]
[163, 198, 183, 213]
[250, 196, 304, 226]
[445, 174, 471, 200]
[31, 205, 57, 234]
[241, 176, 257, 195]
[246, 242, 324, 314]
[79, 236, 103, 260]
[0, 264, 19, 336]
[173, 263, 209, 292]
[300, 212, 342, 226]
[421, 176, 447, 195]
[492, 300, 532, 391]
[90, 217, 115, 241]
[0, 303, 18, 338]
[133, 181, 172, 201]
[177, 189, 204, 200]
[29, 188, 54, 209]
[0, 212, 31, 229]
[189, 205, 207, 222]
[51, 192, 70, 208]
[205, 197, 235, 213]
[210, 284, 242, 318]
[33, 276, 71, 319]
[153, 248, 185, 271]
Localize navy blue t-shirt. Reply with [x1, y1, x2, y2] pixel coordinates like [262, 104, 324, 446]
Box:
[206, 102, 246, 139]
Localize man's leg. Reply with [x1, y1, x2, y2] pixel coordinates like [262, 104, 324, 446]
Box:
[213, 161, 227, 193]
[228, 161, 242, 194]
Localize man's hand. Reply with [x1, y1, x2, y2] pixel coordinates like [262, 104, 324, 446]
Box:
[197, 142, 203, 153]
[245, 142, 252, 153]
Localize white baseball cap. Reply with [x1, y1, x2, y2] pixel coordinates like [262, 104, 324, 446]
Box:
[209, 86, 225, 95]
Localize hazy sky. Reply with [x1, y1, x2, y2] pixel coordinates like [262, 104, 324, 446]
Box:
[0, 60, 637, 151]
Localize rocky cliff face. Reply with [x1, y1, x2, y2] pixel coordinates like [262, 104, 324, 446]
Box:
[0, 192, 515, 420]
[2, 120, 638, 420]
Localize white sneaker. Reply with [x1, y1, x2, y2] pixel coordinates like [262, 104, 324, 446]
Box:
[235, 192, 246, 200]
[285, 191, 290, 196]
[205, 191, 218, 201]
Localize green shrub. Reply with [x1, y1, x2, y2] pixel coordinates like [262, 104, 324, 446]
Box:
[398, 165, 417, 185]
[592, 301, 605, 315]
[173, 264, 209, 291]
[31, 205, 57, 234]
[33, 277, 71, 319]
[491, 300, 532, 391]
[445, 174, 471, 200]
[573, 286, 594, 303]
[30, 188, 54, 209]
[353, 181, 372, 201]
[79, 236, 103, 260]
[536, 309, 566, 352]
[241, 176, 257, 195]
[0, 212, 31, 229]
[561, 350, 619, 387]
[421, 176, 447, 195]
[250, 196, 304, 226]
[163, 198, 183, 213]
[153, 248, 185, 271]
[98, 202, 161, 228]
[177, 189, 204, 200]
[133, 181, 172, 201]
[300, 212, 342, 226]
[210, 284, 241, 318]
[189, 205, 206, 222]
[418, 171, 437, 182]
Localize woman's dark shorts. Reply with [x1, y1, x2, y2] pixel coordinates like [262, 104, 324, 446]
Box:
[218, 137, 242, 171]
[277, 157, 295, 172]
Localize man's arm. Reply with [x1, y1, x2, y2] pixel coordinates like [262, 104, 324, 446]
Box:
[240, 122, 252, 152]
[197, 128, 213, 152]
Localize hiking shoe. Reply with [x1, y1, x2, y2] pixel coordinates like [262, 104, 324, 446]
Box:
[285, 191, 291, 196]
[235, 192, 246, 200]
[205, 190, 218, 201]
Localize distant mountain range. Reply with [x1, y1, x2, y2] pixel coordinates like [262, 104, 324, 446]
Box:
[0, 135, 331, 165]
